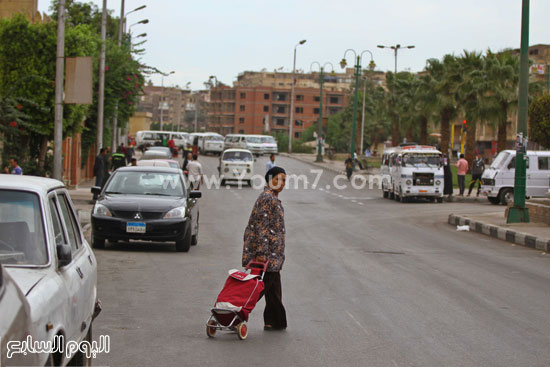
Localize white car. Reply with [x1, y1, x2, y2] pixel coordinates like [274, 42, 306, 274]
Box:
[261, 135, 278, 155]
[199, 134, 225, 155]
[219, 149, 254, 186]
[0, 175, 100, 366]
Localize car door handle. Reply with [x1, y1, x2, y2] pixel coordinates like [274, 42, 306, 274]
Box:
[76, 267, 84, 279]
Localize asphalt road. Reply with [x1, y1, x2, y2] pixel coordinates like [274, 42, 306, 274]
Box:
[89, 155, 550, 367]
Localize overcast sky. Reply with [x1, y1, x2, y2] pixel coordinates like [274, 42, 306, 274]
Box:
[38, 0, 550, 90]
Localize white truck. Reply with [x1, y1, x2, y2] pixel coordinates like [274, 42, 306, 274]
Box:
[481, 150, 550, 205]
[384, 145, 444, 203]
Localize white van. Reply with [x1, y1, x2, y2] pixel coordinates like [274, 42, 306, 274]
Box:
[219, 149, 254, 186]
[135, 131, 188, 149]
[198, 133, 224, 155]
[387, 145, 444, 203]
[481, 150, 550, 205]
[261, 135, 278, 155]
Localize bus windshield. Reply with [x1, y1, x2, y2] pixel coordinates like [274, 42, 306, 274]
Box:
[490, 151, 510, 169]
[402, 153, 441, 167]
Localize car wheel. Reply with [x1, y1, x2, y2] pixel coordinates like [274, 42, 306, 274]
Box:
[488, 196, 500, 205]
[191, 214, 199, 246]
[176, 221, 192, 252]
[93, 236, 105, 249]
[68, 325, 92, 366]
[499, 188, 514, 205]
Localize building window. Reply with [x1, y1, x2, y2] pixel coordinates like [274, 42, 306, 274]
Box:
[263, 105, 269, 112]
[330, 96, 339, 104]
[240, 92, 246, 98]
[275, 94, 286, 101]
[529, 49, 539, 55]
[296, 95, 304, 101]
[264, 93, 270, 100]
[240, 105, 245, 112]
[314, 96, 320, 102]
[239, 117, 245, 124]
[239, 129, 245, 134]
[295, 120, 303, 126]
[313, 108, 320, 114]
[276, 118, 285, 126]
[295, 107, 303, 113]
[275, 105, 286, 114]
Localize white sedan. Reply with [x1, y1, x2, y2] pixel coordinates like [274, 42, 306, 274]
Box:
[0, 175, 100, 366]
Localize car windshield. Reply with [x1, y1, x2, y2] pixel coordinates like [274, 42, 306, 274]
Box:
[223, 151, 253, 162]
[491, 151, 510, 169]
[261, 136, 276, 144]
[402, 153, 441, 167]
[206, 136, 224, 141]
[246, 137, 262, 143]
[105, 171, 185, 197]
[0, 190, 48, 266]
[148, 147, 170, 152]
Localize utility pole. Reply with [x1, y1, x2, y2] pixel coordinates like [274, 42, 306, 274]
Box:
[111, 0, 125, 153]
[53, 0, 66, 181]
[507, 0, 530, 223]
[288, 40, 306, 153]
[96, 0, 107, 154]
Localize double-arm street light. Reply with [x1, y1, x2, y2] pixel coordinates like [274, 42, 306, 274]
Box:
[339, 49, 375, 156]
[377, 44, 415, 74]
[160, 71, 175, 131]
[129, 19, 149, 33]
[288, 39, 307, 153]
[310, 61, 334, 162]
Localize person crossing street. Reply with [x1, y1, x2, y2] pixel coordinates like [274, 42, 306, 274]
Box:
[468, 153, 485, 197]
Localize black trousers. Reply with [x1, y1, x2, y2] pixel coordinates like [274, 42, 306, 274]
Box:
[260, 272, 287, 329]
[468, 173, 482, 195]
[458, 175, 465, 195]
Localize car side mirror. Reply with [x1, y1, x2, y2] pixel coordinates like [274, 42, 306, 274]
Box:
[57, 243, 72, 267]
[189, 191, 202, 199]
[91, 186, 102, 195]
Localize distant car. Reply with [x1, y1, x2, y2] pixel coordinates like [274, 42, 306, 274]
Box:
[91, 166, 201, 252]
[142, 149, 172, 160]
[0, 175, 99, 366]
[219, 149, 254, 186]
[261, 135, 278, 155]
[137, 159, 180, 169]
[0, 264, 39, 367]
[198, 133, 224, 155]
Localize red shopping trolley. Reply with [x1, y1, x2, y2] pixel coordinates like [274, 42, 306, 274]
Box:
[206, 261, 268, 340]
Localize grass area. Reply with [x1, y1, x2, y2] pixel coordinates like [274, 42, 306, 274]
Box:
[450, 165, 474, 189]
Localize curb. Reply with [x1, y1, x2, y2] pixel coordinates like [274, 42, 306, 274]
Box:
[448, 214, 550, 252]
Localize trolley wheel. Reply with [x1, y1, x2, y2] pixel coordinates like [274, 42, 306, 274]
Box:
[237, 322, 248, 340]
[206, 320, 217, 338]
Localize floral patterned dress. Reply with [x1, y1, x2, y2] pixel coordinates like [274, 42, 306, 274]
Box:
[242, 187, 285, 272]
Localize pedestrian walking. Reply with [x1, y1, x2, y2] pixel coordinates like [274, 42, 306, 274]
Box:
[353, 152, 363, 170]
[187, 154, 204, 190]
[443, 154, 453, 199]
[468, 153, 485, 197]
[93, 148, 106, 200]
[456, 154, 469, 196]
[183, 151, 192, 171]
[3, 158, 23, 175]
[126, 142, 135, 165]
[266, 154, 276, 172]
[242, 166, 287, 331]
[345, 154, 354, 181]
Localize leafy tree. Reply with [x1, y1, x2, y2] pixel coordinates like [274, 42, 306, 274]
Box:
[528, 94, 550, 149]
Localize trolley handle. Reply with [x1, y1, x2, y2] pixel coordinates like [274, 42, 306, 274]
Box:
[245, 260, 268, 272]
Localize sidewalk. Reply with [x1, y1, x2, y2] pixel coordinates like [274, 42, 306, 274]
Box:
[448, 210, 550, 252]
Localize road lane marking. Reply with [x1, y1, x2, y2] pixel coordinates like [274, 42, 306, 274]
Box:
[346, 311, 369, 336]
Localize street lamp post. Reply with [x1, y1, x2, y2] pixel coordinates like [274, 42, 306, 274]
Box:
[289, 39, 306, 153]
[340, 49, 375, 157]
[160, 71, 175, 131]
[360, 54, 375, 157]
[310, 62, 334, 162]
[377, 44, 415, 74]
[507, 0, 530, 223]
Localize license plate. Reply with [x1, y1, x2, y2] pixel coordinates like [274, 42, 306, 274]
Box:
[126, 222, 146, 233]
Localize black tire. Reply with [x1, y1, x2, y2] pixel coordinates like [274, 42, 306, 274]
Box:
[383, 190, 389, 198]
[488, 196, 500, 205]
[176, 221, 192, 252]
[499, 188, 514, 206]
[436, 197, 443, 203]
[93, 236, 105, 249]
[68, 325, 92, 366]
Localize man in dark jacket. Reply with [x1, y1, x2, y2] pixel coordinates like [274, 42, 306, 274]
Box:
[468, 153, 485, 197]
[93, 148, 106, 200]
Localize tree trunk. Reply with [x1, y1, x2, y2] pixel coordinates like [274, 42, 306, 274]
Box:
[439, 108, 451, 156]
[391, 112, 400, 146]
[405, 123, 413, 143]
[497, 102, 508, 152]
[465, 120, 477, 170]
[38, 136, 49, 173]
[420, 115, 428, 144]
